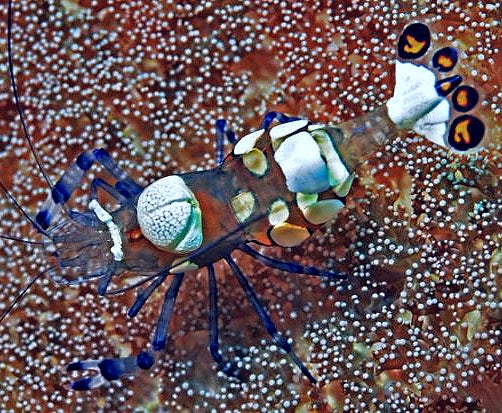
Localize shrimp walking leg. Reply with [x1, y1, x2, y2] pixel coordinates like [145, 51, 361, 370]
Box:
[90, 177, 128, 204]
[215, 119, 237, 164]
[238, 243, 347, 280]
[207, 264, 239, 376]
[260, 111, 302, 129]
[225, 255, 317, 384]
[216, 111, 300, 164]
[127, 273, 169, 317]
[67, 273, 185, 388]
[67, 350, 155, 391]
[152, 272, 185, 350]
[36, 148, 143, 229]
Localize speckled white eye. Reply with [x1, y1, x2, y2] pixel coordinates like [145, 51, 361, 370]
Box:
[136, 175, 203, 253]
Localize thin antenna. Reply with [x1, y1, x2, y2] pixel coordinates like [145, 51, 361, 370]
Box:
[7, 0, 53, 189]
[0, 180, 48, 235]
[0, 233, 48, 245]
[0, 268, 49, 325]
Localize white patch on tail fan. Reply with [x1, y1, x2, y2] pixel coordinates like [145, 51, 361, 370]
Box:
[386, 61, 450, 146]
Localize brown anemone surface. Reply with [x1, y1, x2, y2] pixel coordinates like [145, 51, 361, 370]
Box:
[0, 0, 501, 412]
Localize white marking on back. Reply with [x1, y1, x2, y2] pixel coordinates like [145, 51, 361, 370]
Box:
[274, 131, 330, 194]
[307, 124, 325, 131]
[269, 119, 308, 142]
[233, 129, 264, 155]
[311, 129, 350, 188]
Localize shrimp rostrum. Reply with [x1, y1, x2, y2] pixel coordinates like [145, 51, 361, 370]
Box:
[1, 22, 485, 390]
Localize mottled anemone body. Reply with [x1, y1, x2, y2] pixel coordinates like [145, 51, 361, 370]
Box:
[0, 0, 501, 411]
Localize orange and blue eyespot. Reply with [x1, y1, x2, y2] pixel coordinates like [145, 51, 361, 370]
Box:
[432, 47, 458, 72]
[451, 85, 479, 112]
[397, 22, 431, 59]
[447, 114, 485, 151]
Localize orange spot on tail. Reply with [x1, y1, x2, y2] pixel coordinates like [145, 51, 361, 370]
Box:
[454, 119, 472, 145]
[404, 35, 426, 54]
[438, 55, 454, 69]
[456, 89, 469, 108]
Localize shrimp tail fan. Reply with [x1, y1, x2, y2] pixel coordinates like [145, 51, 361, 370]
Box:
[386, 22, 485, 152]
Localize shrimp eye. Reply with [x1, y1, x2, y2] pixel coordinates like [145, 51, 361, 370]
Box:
[398, 22, 431, 59]
[136, 175, 203, 253]
[447, 114, 485, 151]
[432, 47, 458, 72]
[452, 85, 479, 112]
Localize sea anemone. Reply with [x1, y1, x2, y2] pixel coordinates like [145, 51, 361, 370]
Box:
[0, 0, 501, 411]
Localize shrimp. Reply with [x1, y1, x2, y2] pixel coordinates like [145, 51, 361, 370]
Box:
[1, 10, 486, 394]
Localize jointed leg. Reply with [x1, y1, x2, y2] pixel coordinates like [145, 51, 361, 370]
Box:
[207, 264, 239, 376]
[67, 272, 184, 389]
[152, 272, 185, 351]
[224, 255, 317, 384]
[238, 243, 346, 281]
[36, 148, 142, 229]
[215, 119, 237, 164]
[207, 264, 223, 365]
[127, 272, 169, 317]
[260, 111, 302, 130]
[92, 148, 143, 198]
[90, 177, 128, 204]
[67, 350, 155, 391]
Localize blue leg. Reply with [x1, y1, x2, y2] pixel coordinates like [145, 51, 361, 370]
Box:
[207, 264, 240, 377]
[67, 350, 155, 390]
[67, 272, 183, 390]
[66, 210, 101, 228]
[207, 264, 223, 364]
[36, 149, 143, 229]
[90, 177, 127, 204]
[224, 255, 317, 384]
[96, 261, 119, 296]
[215, 119, 236, 164]
[152, 272, 185, 350]
[260, 111, 302, 129]
[128, 272, 169, 317]
[238, 244, 346, 281]
[93, 148, 143, 198]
